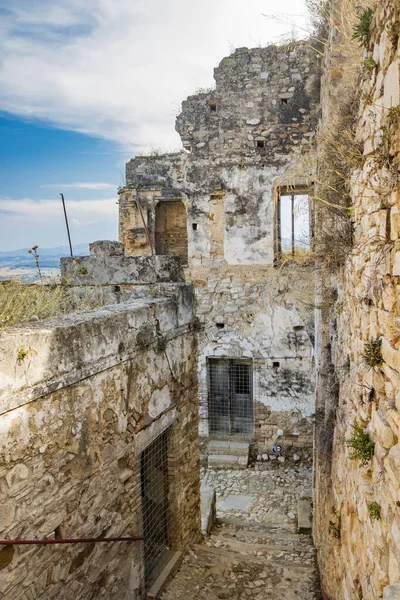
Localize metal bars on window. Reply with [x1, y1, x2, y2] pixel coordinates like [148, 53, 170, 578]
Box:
[207, 358, 253, 436]
[140, 429, 172, 589]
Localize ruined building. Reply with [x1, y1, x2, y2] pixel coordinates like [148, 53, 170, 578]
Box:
[119, 42, 321, 462]
[1, 0, 400, 598]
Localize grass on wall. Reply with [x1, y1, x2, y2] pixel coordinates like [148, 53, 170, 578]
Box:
[0, 280, 103, 331]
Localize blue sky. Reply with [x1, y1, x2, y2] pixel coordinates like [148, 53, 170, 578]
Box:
[0, 0, 309, 251]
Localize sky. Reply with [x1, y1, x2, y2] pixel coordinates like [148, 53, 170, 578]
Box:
[0, 0, 310, 252]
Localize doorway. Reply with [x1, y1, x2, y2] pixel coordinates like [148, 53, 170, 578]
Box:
[154, 200, 188, 259]
[140, 429, 171, 588]
[207, 358, 253, 436]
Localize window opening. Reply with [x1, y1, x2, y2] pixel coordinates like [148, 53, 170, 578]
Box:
[192, 223, 198, 231]
[208, 358, 253, 436]
[210, 103, 217, 113]
[256, 140, 265, 149]
[140, 430, 173, 589]
[277, 192, 310, 256]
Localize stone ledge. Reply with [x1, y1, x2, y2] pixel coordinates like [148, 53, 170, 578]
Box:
[0, 289, 195, 414]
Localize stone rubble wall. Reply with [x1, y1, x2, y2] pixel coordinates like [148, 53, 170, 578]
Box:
[120, 42, 321, 452]
[314, 1, 400, 598]
[0, 286, 201, 599]
[176, 44, 320, 159]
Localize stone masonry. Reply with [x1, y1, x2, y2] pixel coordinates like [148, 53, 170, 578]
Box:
[119, 42, 321, 456]
[314, 1, 400, 598]
[0, 266, 200, 599]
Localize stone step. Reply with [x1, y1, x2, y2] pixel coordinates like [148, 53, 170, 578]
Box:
[191, 543, 316, 572]
[207, 535, 315, 564]
[207, 440, 250, 457]
[216, 528, 315, 551]
[208, 454, 248, 469]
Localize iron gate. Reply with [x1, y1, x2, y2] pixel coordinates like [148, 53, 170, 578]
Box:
[140, 429, 171, 588]
[207, 358, 253, 435]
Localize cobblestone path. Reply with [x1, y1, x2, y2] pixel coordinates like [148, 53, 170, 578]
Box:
[161, 462, 321, 600]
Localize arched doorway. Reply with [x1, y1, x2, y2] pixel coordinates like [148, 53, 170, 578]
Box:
[155, 200, 188, 259]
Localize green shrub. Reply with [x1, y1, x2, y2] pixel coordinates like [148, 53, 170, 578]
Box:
[346, 421, 375, 466]
[363, 338, 383, 368]
[362, 57, 376, 73]
[352, 8, 374, 48]
[368, 501, 381, 520]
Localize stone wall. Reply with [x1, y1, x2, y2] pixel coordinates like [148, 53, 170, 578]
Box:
[120, 42, 320, 455]
[314, 1, 400, 598]
[0, 285, 200, 599]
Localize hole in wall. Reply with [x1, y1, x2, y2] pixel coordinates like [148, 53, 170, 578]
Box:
[192, 223, 198, 231]
[0, 546, 14, 570]
[114, 285, 121, 293]
[281, 98, 288, 105]
[54, 526, 63, 540]
[216, 322, 225, 329]
[273, 361, 280, 369]
[256, 140, 265, 148]
[209, 103, 217, 112]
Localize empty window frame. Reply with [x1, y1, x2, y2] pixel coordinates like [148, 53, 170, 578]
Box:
[207, 358, 253, 436]
[276, 190, 311, 256]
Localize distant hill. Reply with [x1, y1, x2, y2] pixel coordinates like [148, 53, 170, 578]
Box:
[0, 243, 90, 269]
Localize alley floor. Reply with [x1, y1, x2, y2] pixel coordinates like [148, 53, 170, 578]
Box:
[161, 461, 321, 600]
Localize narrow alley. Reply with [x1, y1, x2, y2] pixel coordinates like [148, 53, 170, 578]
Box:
[161, 461, 321, 600]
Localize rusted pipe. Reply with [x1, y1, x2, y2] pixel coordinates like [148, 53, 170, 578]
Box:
[0, 536, 143, 546]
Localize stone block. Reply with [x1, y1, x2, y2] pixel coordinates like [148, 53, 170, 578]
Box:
[383, 61, 400, 109]
[220, 494, 254, 511]
[384, 585, 400, 600]
[297, 497, 312, 532]
[200, 485, 216, 535]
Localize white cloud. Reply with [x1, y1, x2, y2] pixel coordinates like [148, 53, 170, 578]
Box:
[41, 182, 117, 190]
[0, 0, 309, 153]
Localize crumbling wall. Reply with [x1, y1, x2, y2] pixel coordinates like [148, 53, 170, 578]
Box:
[0, 286, 200, 599]
[120, 42, 320, 453]
[314, 2, 400, 598]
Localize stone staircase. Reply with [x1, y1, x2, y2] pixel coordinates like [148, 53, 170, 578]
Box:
[160, 519, 319, 599]
[207, 440, 250, 469]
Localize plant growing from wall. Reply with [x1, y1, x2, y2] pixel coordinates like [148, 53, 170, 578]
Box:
[352, 8, 374, 48]
[346, 421, 375, 466]
[362, 56, 376, 75]
[17, 346, 28, 363]
[329, 506, 341, 539]
[368, 501, 381, 520]
[363, 338, 383, 368]
[16, 346, 37, 365]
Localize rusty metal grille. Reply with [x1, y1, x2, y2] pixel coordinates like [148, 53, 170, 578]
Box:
[140, 429, 172, 588]
[207, 358, 253, 436]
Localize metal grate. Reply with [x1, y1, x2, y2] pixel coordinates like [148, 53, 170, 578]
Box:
[207, 358, 253, 436]
[140, 429, 172, 589]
